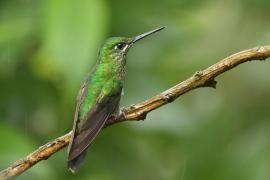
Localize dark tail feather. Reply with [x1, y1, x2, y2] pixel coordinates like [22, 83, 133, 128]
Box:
[68, 150, 88, 173]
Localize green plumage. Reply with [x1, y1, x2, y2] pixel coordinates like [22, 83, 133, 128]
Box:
[79, 37, 130, 120]
[79, 64, 122, 120]
[67, 27, 165, 173]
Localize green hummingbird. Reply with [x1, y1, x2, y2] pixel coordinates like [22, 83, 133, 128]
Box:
[67, 27, 165, 173]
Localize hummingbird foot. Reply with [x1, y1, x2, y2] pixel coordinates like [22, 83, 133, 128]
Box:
[119, 107, 129, 119]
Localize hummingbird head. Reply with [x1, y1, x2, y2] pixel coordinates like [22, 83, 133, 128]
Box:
[98, 27, 165, 64]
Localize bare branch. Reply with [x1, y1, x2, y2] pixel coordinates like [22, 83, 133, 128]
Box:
[1, 45, 270, 179]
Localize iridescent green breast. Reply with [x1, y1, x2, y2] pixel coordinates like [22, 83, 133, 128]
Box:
[78, 63, 123, 120]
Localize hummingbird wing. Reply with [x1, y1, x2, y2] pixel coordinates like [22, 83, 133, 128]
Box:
[67, 80, 121, 173]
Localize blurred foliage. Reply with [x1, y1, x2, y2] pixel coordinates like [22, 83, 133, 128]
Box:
[0, 0, 270, 179]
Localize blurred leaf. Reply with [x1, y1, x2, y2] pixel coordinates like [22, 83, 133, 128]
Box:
[31, 0, 109, 94]
[0, 0, 38, 76]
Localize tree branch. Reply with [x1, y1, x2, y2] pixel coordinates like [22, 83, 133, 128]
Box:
[1, 45, 270, 179]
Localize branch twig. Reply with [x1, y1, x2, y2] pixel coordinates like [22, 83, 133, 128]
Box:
[1, 45, 270, 179]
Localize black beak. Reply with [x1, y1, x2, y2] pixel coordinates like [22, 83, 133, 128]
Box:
[132, 27, 165, 43]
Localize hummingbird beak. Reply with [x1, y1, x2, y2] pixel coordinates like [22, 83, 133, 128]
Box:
[132, 27, 166, 43]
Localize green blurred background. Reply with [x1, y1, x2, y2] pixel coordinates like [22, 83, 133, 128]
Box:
[1, 0, 270, 179]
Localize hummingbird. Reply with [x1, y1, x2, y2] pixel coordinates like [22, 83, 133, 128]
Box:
[67, 27, 165, 173]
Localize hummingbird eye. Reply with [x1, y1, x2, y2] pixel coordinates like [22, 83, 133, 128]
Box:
[114, 43, 125, 50]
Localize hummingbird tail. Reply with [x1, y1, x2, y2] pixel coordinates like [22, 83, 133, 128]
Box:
[68, 150, 87, 173]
